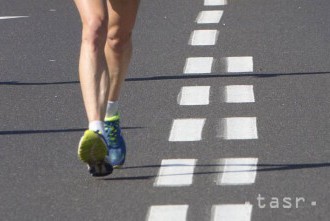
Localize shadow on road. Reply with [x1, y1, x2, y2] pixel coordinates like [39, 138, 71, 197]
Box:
[125, 71, 330, 82]
[0, 81, 80, 86]
[102, 162, 330, 181]
[1, 71, 329, 86]
[0, 127, 144, 135]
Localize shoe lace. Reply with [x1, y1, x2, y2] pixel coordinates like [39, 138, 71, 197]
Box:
[106, 120, 120, 145]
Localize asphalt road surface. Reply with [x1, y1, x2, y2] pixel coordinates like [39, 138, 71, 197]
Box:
[1, 0, 330, 220]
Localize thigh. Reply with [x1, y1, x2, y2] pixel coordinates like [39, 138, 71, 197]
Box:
[74, 0, 108, 25]
[106, 0, 140, 34]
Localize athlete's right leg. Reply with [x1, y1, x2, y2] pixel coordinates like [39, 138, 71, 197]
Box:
[74, 0, 109, 123]
[74, 0, 113, 176]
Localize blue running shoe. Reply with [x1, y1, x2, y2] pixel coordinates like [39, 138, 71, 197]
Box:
[78, 130, 113, 177]
[104, 113, 126, 168]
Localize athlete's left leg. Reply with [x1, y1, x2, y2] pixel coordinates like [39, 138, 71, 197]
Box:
[105, 0, 140, 103]
[103, 0, 140, 167]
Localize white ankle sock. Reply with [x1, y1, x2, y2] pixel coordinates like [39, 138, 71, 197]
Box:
[89, 121, 105, 137]
[105, 101, 119, 118]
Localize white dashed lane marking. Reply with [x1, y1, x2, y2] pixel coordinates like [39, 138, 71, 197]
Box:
[189, 30, 219, 46]
[154, 159, 197, 187]
[0, 16, 29, 20]
[151, 0, 259, 219]
[196, 10, 224, 24]
[169, 118, 206, 141]
[224, 56, 254, 73]
[219, 117, 258, 140]
[217, 158, 258, 185]
[147, 205, 189, 221]
[204, 0, 228, 6]
[178, 86, 210, 106]
[211, 203, 253, 221]
[184, 57, 254, 74]
[224, 85, 255, 103]
[184, 57, 214, 74]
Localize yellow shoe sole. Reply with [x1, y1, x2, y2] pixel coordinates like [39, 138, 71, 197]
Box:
[78, 130, 107, 164]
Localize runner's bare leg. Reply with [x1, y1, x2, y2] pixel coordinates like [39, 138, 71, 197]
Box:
[105, 0, 140, 102]
[74, 0, 110, 122]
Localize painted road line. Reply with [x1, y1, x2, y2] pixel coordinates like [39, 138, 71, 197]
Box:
[217, 158, 258, 185]
[225, 56, 253, 72]
[204, 0, 227, 6]
[219, 117, 258, 140]
[154, 159, 197, 187]
[196, 11, 224, 24]
[211, 203, 253, 221]
[184, 57, 214, 74]
[0, 16, 29, 20]
[189, 30, 219, 46]
[178, 86, 210, 105]
[224, 85, 255, 103]
[147, 205, 189, 221]
[169, 118, 205, 141]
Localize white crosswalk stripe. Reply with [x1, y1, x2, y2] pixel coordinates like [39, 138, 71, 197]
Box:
[154, 159, 197, 187]
[189, 30, 219, 46]
[217, 158, 259, 185]
[224, 85, 255, 103]
[224, 56, 254, 73]
[147, 205, 189, 221]
[218, 117, 258, 140]
[169, 119, 206, 142]
[211, 203, 253, 221]
[196, 11, 224, 24]
[204, 0, 227, 6]
[184, 57, 214, 74]
[178, 86, 210, 105]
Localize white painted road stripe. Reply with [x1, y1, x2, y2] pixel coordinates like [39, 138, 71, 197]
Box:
[154, 159, 196, 187]
[211, 203, 253, 221]
[147, 205, 188, 221]
[217, 158, 258, 185]
[0, 16, 29, 20]
[225, 56, 253, 72]
[178, 86, 210, 105]
[204, 0, 227, 6]
[169, 119, 205, 141]
[184, 57, 214, 74]
[219, 117, 258, 140]
[196, 11, 224, 24]
[225, 85, 255, 103]
[189, 30, 219, 46]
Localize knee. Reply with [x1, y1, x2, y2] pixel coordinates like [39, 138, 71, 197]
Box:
[82, 17, 108, 48]
[106, 27, 132, 53]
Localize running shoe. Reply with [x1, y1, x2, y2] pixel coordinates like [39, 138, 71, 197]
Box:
[78, 130, 113, 177]
[104, 113, 126, 168]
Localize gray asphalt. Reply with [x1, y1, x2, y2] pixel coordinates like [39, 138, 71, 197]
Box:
[0, 0, 330, 220]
